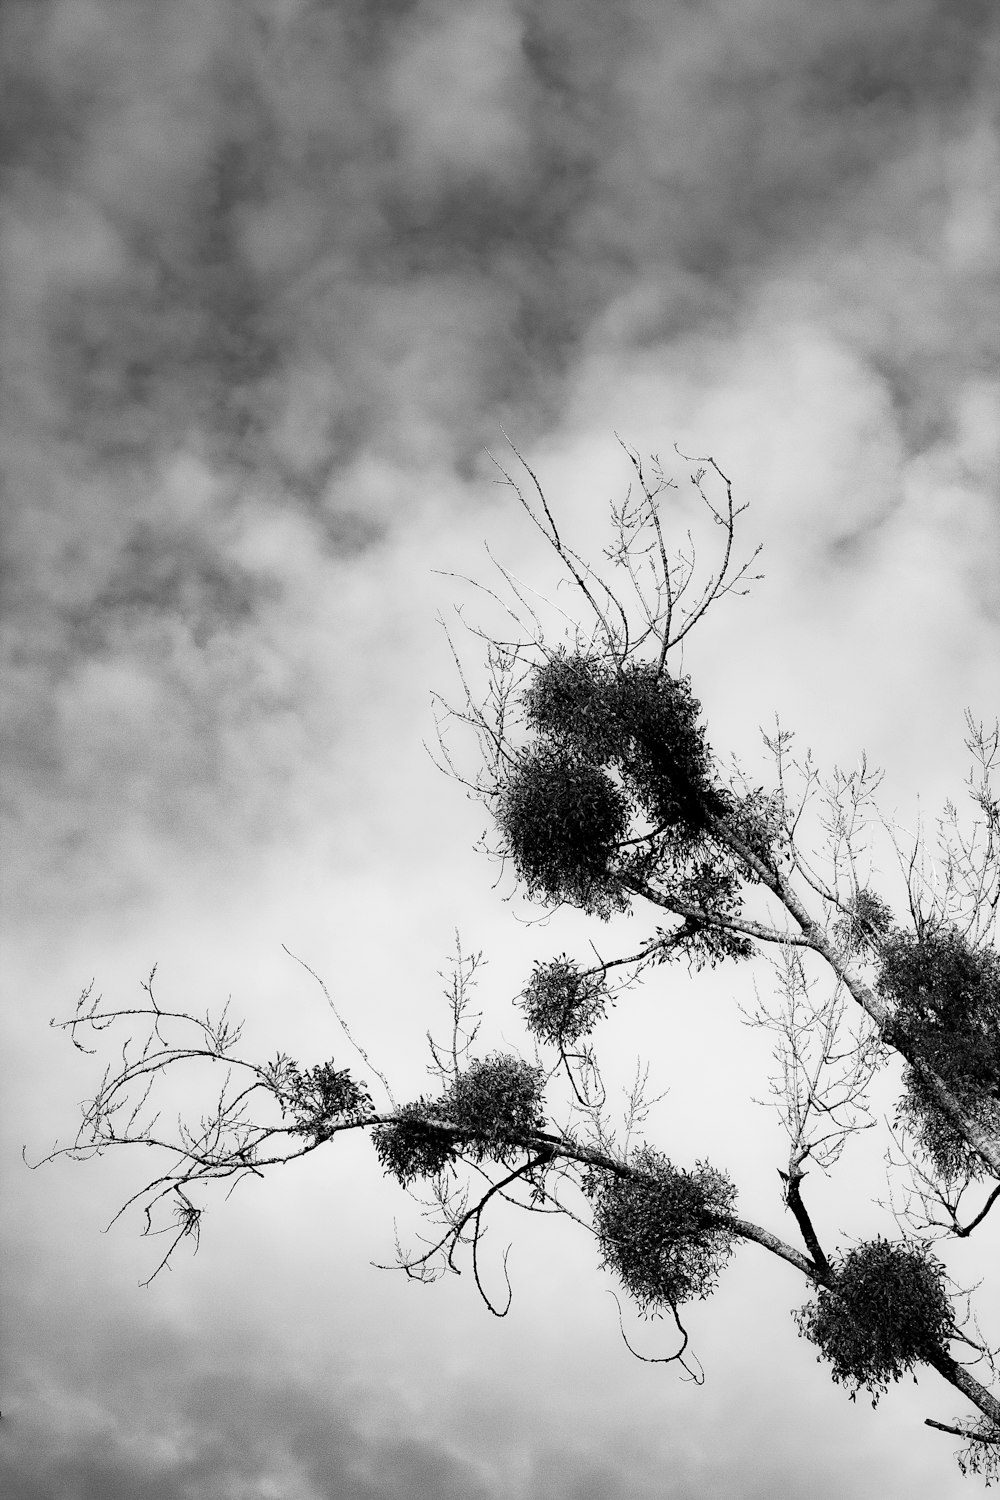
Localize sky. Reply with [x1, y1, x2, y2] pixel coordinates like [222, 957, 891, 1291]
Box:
[1, 0, 999, 1495]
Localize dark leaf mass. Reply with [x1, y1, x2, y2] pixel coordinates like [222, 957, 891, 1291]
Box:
[372, 1102, 459, 1188]
[795, 1238, 953, 1404]
[497, 744, 630, 915]
[590, 1149, 737, 1311]
[520, 956, 609, 1047]
[448, 1054, 548, 1163]
[609, 663, 730, 836]
[373, 1055, 547, 1185]
[522, 653, 728, 836]
[498, 653, 733, 918]
[880, 927, 1000, 1180]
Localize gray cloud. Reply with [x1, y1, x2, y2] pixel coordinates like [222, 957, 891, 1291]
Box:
[4, 0, 996, 481]
[3, 0, 997, 914]
[0, 1350, 490, 1500]
[0, 1305, 924, 1500]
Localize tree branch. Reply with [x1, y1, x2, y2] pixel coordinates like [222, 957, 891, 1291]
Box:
[779, 1170, 832, 1277]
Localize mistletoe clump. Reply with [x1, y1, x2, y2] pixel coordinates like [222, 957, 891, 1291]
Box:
[497, 744, 629, 914]
[372, 1101, 457, 1187]
[523, 653, 727, 838]
[590, 1149, 737, 1311]
[520, 957, 609, 1046]
[522, 651, 620, 763]
[373, 1055, 546, 1185]
[501, 653, 734, 916]
[273, 1057, 373, 1140]
[611, 663, 729, 836]
[795, 1238, 952, 1403]
[448, 1054, 547, 1164]
[834, 888, 894, 957]
[879, 927, 1000, 1179]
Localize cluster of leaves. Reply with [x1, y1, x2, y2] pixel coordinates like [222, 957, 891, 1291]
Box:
[373, 1054, 547, 1186]
[640, 845, 753, 966]
[449, 1054, 548, 1162]
[270, 1056, 373, 1140]
[521, 650, 623, 762]
[725, 787, 786, 868]
[520, 957, 609, 1047]
[372, 1101, 458, 1187]
[659, 914, 753, 967]
[879, 927, 1000, 1179]
[589, 1148, 737, 1311]
[834, 888, 894, 957]
[606, 662, 730, 834]
[497, 652, 731, 916]
[497, 745, 630, 914]
[795, 1238, 953, 1404]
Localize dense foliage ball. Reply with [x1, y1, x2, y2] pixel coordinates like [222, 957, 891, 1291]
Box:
[879, 927, 1000, 1179]
[520, 957, 608, 1046]
[590, 1149, 737, 1311]
[372, 1103, 457, 1186]
[448, 1054, 547, 1163]
[795, 1238, 952, 1402]
[896, 1062, 1000, 1183]
[373, 1055, 547, 1184]
[505, 653, 741, 920]
[611, 664, 728, 834]
[522, 651, 620, 763]
[521, 652, 727, 837]
[497, 745, 629, 912]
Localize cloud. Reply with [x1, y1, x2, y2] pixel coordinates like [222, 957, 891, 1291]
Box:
[3, 0, 997, 921]
[0, 1328, 496, 1500]
[384, 0, 532, 196]
[0, 1284, 967, 1500]
[0, 1271, 929, 1500]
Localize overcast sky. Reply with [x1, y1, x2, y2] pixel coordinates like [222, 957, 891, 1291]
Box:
[2, 1, 999, 1496]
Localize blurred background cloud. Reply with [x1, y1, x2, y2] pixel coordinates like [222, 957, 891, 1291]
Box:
[2, 1, 998, 1495]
